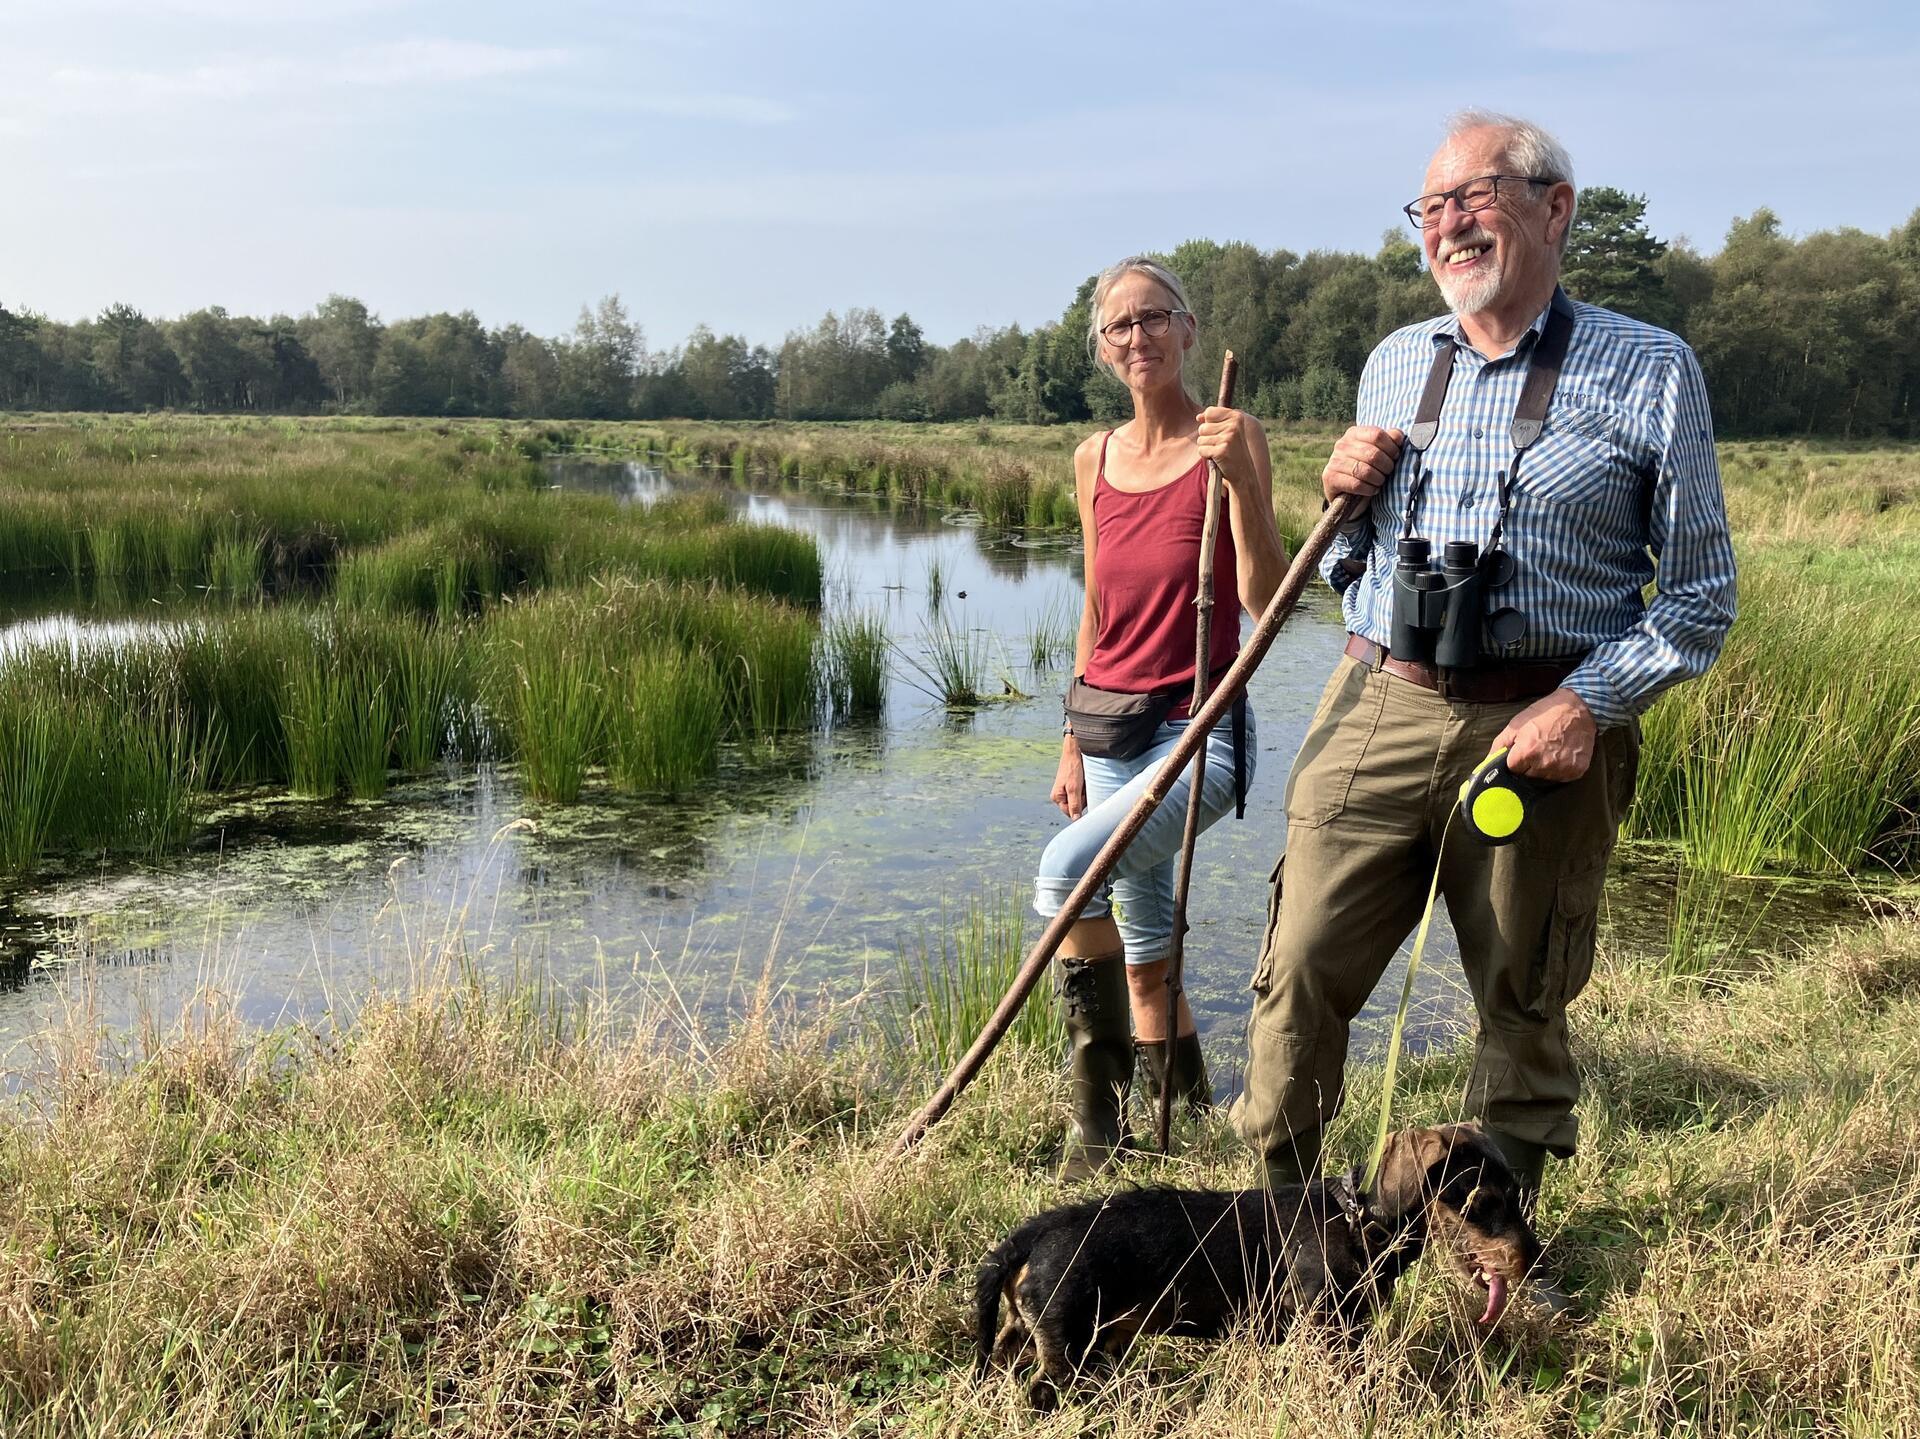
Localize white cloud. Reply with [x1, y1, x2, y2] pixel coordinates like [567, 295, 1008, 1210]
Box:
[591, 91, 796, 125]
[338, 39, 572, 87]
[35, 41, 571, 119]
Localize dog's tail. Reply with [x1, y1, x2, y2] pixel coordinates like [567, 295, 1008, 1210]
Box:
[973, 1232, 1028, 1377]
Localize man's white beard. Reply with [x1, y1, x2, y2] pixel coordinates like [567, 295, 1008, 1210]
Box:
[1435, 254, 1506, 316]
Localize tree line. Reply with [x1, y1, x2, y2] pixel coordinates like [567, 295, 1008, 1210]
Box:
[4, 191, 1916, 437]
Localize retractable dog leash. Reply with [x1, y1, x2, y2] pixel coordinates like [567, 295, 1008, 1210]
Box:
[1362, 748, 1566, 1189]
[1457, 747, 1561, 846]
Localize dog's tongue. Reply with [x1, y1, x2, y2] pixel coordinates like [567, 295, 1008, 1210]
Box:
[1478, 1273, 1509, 1326]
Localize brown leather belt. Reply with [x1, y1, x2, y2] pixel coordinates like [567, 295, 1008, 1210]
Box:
[1344, 634, 1579, 704]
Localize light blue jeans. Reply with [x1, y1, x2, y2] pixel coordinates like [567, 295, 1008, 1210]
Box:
[1033, 708, 1256, 967]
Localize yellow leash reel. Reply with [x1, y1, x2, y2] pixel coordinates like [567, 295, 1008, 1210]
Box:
[1457, 746, 1560, 846]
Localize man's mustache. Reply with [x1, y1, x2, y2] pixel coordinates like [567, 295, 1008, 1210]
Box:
[1437, 231, 1497, 263]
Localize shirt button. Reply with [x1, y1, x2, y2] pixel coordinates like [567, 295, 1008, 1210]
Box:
[1473, 428, 1485, 439]
[1462, 495, 1477, 508]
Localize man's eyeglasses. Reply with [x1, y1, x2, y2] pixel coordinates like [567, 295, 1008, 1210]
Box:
[1403, 174, 1548, 230]
[1099, 308, 1188, 345]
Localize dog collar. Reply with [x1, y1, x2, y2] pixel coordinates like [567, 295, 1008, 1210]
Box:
[1337, 1167, 1417, 1256]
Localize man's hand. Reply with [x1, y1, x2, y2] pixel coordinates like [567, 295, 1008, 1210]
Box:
[1051, 738, 1087, 818]
[1321, 426, 1404, 511]
[1494, 688, 1597, 781]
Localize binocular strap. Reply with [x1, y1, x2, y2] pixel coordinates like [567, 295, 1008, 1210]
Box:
[1399, 289, 1577, 557]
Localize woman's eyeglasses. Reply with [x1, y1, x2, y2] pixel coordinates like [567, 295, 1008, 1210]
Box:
[1099, 308, 1188, 345]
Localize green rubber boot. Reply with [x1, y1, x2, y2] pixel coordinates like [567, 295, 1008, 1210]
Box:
[1136, 1032, 1214, 1119]
[1260, 1127, 1324, 1192]
[1056, 955, 1132, 1182]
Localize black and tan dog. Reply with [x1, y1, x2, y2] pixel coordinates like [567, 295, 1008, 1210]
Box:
[975, 1123, 1541, 1407]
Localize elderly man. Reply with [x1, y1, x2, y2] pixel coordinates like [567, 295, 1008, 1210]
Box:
[1231, 111, 1736, 1201]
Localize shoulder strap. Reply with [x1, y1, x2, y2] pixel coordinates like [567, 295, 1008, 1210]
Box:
[1097, 429, 1113, 480]
[1510, 290, 1576, 451]
[1406, 336, 1457, 454]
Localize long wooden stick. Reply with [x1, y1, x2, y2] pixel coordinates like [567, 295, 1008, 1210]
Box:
[883, 493, 1360, 1163]
[1155, 352, 1237, 1153]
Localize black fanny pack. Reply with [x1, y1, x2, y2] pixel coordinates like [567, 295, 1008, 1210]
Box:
[1064, 676, 1173, 761]
[1064, 674, 1250, 819]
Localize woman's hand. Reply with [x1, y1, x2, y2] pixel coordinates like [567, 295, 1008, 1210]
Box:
[1195, 407, 1263, 491]
[1051, 736, 1087, 818]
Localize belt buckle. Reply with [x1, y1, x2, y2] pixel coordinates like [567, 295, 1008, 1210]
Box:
[1435, 667, 1456, 702]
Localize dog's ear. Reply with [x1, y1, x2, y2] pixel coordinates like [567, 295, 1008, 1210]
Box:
[1372, 1126, 1451, 1217]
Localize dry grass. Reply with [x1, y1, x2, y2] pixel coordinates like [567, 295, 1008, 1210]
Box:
[0, 909, 1915, 1437]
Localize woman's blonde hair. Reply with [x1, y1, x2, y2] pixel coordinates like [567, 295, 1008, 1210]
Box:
[1085, 257, 1199, 403]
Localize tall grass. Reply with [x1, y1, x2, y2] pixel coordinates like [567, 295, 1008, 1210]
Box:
[0, 422, 821, 611]
[390, 624, 470, 774]
[887, 889, 1063, 1072]
[1632, 556, 1920, 873]
[824, 608, 889, 721]
[487, 581, 822, 801]
[0, 578, 821, 862]
[0, 908, 1915, 1434]
[895, 620, 985, 708]
[490, 600, 613, 805]
[1026, 595, 1077, 672]
[606, 646, 727, 793]
[0, 692, 74, 870]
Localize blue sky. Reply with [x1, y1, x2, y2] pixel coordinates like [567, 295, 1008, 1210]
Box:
[5, 0, 1917, 352]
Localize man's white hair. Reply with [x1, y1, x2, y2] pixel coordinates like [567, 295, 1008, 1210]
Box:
[1444, 109, 1577, 254]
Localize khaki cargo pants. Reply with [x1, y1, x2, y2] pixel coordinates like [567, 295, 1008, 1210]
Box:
[1230, 655, 1639, 1163]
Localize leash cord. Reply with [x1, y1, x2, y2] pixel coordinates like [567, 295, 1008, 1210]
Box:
[1361, 808, 1457, 1192]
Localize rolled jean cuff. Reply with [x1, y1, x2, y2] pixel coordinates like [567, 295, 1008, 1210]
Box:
[1031, 875, 1111, 924]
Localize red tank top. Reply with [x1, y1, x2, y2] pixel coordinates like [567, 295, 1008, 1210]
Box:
[1083, 431, 1240, 717]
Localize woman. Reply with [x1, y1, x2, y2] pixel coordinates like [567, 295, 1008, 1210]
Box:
[1034, 257, 1288, 1180]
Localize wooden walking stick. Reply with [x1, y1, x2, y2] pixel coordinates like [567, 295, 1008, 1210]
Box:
[1155, 351, 1237, 1153]
[883, 491, 1362, 1164]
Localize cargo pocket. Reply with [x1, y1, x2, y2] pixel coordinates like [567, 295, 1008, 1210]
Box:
[1249, 854, 1285, 993]
[1530, 861, 1608, 1020]
[1282, 659, 1387, 829]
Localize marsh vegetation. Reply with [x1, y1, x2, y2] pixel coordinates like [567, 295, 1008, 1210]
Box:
[0, 413, 1915, 1435]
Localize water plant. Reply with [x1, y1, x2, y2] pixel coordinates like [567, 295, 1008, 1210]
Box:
[824, 608, 889, 721]
[922, 551, 947, 616]
[894, 620, 985, 708]
[886, 888, 1063, 1069]
[1025, 594, 1077, 672]
[606, 645, 727, 793]
[0, 692, 75, 870]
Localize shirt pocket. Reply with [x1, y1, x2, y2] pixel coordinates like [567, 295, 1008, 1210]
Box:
[1513, 399, 1642, 514]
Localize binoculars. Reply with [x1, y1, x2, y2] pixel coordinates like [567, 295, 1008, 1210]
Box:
[1390, 537, 1486, 668]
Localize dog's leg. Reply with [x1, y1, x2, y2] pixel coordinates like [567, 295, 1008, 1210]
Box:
[1026, 1329, 1076, 1412]
[990, 1265, 1034, 1369]
[992, 1313, 1034, 1370]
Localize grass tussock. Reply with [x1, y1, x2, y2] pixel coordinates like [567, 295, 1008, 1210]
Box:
[0, 419, 831, 861]
[0, 576, 821, 854]
[0, 914, 1915, 1436]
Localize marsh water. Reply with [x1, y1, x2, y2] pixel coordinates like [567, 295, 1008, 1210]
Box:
[0, 458, 1874, 1089]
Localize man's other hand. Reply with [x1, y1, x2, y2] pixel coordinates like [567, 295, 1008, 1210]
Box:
[1494, 688, 1597, 782]
[1320, 426, 1404, 512]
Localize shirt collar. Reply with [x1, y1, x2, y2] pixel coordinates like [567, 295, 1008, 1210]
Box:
[1431, 286, 1572, 359]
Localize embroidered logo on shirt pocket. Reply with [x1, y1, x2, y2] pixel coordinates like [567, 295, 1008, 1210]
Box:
[1516, 402, 1638, 513]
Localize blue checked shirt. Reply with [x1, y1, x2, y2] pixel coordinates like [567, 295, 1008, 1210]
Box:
[1324, 291, 1737, 729]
